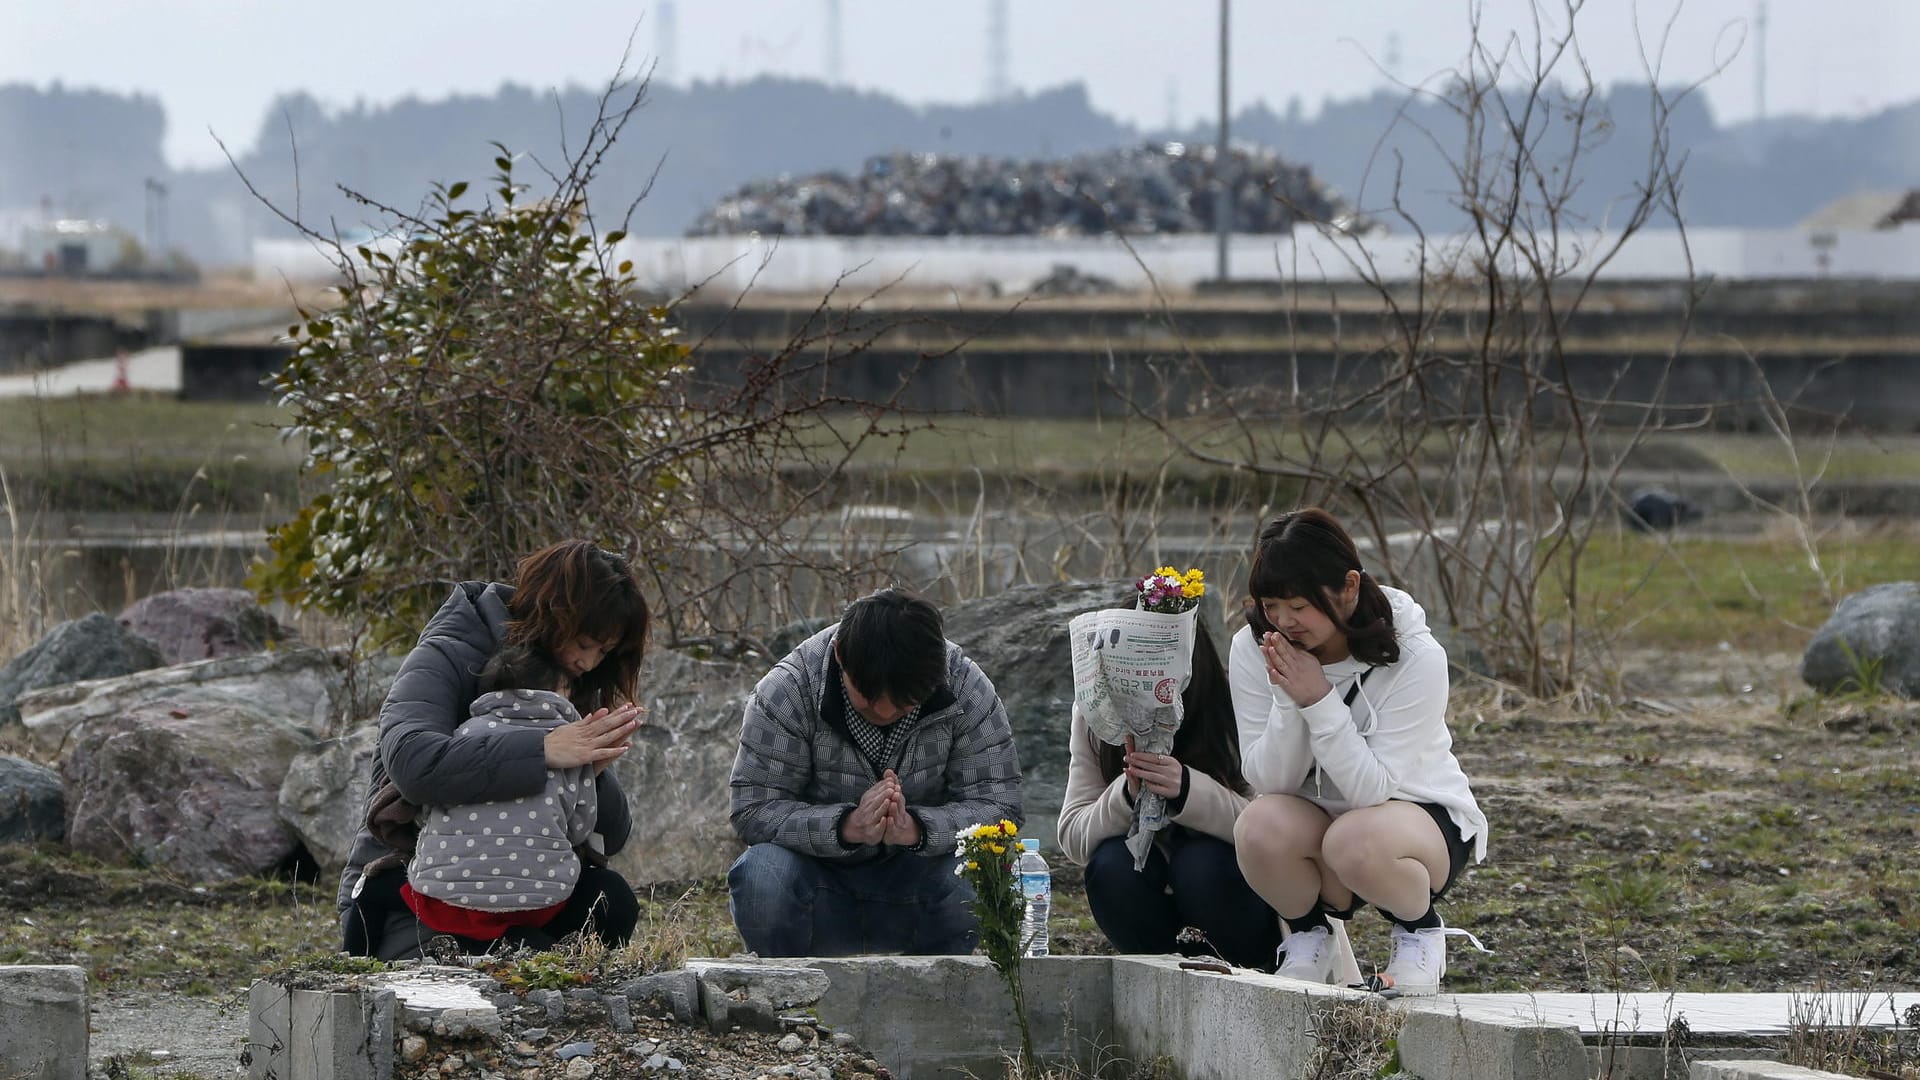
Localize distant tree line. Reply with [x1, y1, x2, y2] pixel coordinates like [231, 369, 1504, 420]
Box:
[0, 75, 1912, 266]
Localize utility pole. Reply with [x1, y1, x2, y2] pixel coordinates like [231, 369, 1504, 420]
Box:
[986, 0, 1011, 103]
[825, 0, 843, 86]
[657, 1, 678, 85]
[143, 177, 168, 264]
[1214, 0, 1231, 282]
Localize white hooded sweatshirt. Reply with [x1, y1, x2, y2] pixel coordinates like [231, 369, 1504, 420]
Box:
[1229, 585, 1487, 862]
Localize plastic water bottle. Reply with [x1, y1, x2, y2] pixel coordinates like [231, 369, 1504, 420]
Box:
[1017, 837, 1051, 957]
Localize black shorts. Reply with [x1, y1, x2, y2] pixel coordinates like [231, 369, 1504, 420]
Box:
[1419, 800, 1473, 900]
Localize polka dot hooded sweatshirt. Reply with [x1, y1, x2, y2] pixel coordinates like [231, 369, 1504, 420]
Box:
[407, 689, 598, 912]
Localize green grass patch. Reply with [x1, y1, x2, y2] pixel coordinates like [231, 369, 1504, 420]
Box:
[1549, 531, 1920, 651]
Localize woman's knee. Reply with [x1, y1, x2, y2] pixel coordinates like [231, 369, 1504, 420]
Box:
[1321, 803, 1436, 880]
[1085, 836, 1147, 890]
[1166, 833, 1250, 895]
[583, 867, 640, 940]
[1233, 795, 1328, 867]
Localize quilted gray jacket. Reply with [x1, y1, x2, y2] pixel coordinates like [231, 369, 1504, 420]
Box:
[337, 582, 633, 912]
[728, 625, 1023, 863]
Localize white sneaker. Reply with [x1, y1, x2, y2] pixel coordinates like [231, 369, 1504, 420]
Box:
[1274, 925, 1338, 984]
[1380, 922, 1489, 997]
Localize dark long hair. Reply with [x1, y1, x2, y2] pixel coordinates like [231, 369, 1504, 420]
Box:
[505, 540, 650, 711]
[1245, 508, 1399, 667]
[1094, 620, 1249, 796]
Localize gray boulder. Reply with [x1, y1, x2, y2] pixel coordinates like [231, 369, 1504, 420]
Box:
[606, 650, 759, 885]
[117, 587, 293, 665]
[278, 723, 380, 873]
[0, 613, 163, 727]
[62, 688, 317, 879]
[1802, 582, 1920, 698]
[943, 579, 1138, 851]
[0, 754, 64, 844]
[16, 647, 388, 758]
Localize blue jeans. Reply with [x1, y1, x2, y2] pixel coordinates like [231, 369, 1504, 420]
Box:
[728, 842, 979, 957]
[1084, 830, 1281, 971]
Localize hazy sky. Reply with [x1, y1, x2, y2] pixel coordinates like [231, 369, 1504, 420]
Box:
[8, 0, 1917, 169]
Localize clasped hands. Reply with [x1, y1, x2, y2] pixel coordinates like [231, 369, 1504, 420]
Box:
[841, 768, 922, 848]
[1259, 631, 1333, 708]
[544, 702, 646, 774]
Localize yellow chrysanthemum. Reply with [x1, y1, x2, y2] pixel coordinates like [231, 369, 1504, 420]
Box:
[1000, 819, 1018, 835]
[987, 843, 1006, 855]
[966, 860, 979, 871]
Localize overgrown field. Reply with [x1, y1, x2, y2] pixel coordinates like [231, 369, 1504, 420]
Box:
[3, 687, 1916, 999]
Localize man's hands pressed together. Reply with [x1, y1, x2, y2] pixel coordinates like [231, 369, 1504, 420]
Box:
[842, 769, 922, 847]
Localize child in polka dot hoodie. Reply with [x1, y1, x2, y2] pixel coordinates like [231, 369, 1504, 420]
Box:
[401, 644, 598, 945]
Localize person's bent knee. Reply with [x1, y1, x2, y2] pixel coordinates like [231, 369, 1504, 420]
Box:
[728, 843, 812, 903]
[728, 843, 820, 957]
[1320, 806, 1398, 878]
[1084, 836, 1143, 892]
[1234, 794, 1327, 865]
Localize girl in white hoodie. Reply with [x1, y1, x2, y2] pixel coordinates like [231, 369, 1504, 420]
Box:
[1230, 508, 1488, 995]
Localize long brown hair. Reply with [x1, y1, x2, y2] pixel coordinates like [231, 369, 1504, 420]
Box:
[1094, 620, 1248, 796]
[505, 540, 650, 711]
[1245, 508, 1399, 666]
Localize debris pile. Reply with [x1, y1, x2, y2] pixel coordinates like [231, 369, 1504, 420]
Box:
[688, 143, 1357, 238]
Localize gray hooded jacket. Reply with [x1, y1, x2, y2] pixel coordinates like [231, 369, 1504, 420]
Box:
[337, 582, 633, 912]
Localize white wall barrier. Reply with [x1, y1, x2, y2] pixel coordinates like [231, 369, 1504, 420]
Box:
[253, 226, 1920, 290]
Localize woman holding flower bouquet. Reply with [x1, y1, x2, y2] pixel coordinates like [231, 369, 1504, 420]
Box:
[1230, 509, 1488, 996]
[1057, 567, 1284, 971]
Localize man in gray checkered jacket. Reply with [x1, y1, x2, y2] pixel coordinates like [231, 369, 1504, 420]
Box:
[727, 587, 1024, 956]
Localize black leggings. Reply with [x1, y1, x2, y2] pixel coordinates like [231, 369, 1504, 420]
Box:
[343, 865, 640, 959]
[1084, 829, 1282, 971]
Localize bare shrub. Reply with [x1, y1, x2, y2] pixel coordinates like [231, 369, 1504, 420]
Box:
[1124, 1, 1729, 695]
[234, 64, 918, 646]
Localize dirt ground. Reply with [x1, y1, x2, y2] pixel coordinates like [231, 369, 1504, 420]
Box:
[4, 648, 1917, 1077]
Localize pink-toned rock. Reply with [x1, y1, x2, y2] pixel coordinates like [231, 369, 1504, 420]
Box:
[61, 690, 316, 880]
[117, 588, 292, 665]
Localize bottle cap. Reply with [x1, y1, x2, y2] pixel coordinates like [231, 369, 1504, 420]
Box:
[1021, 837, 1039, 852]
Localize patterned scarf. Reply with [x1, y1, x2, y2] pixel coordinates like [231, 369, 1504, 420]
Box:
[840, 676, 922, 772]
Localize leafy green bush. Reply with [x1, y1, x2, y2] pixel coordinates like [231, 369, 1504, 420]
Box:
[248, 85, 906, 645]
[249, 145, 687, 641]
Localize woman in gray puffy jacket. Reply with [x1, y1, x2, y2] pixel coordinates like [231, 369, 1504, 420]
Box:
[340, 540, 651, 959]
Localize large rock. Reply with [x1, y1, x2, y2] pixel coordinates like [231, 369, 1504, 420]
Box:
[278, 723, 380, 873]
[0, 613, 162, 727]
[15, 647, 389, 758]
[606, 650, 760, 885]
[943, 579, 1138, 851]
[117, 587, 292, 665]
[1802, 582, 1920, 698]
[0, 755, 64, 845]
[62, 688, 317, 879]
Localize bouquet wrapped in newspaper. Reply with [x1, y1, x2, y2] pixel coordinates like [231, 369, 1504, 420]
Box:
[1067, 567, 1206, 870]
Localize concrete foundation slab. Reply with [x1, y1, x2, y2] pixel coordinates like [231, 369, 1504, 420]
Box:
[1110, 958, 1370, 1080]
[1400, 1001, 1591, 1080]
[246, 968, 500, 1080]
[0, 965, 88, 1080]
[806, 955, 1113, 1080]
[1690, 1060, 1867, 1080]
[1431, 992, 1920, 1037]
